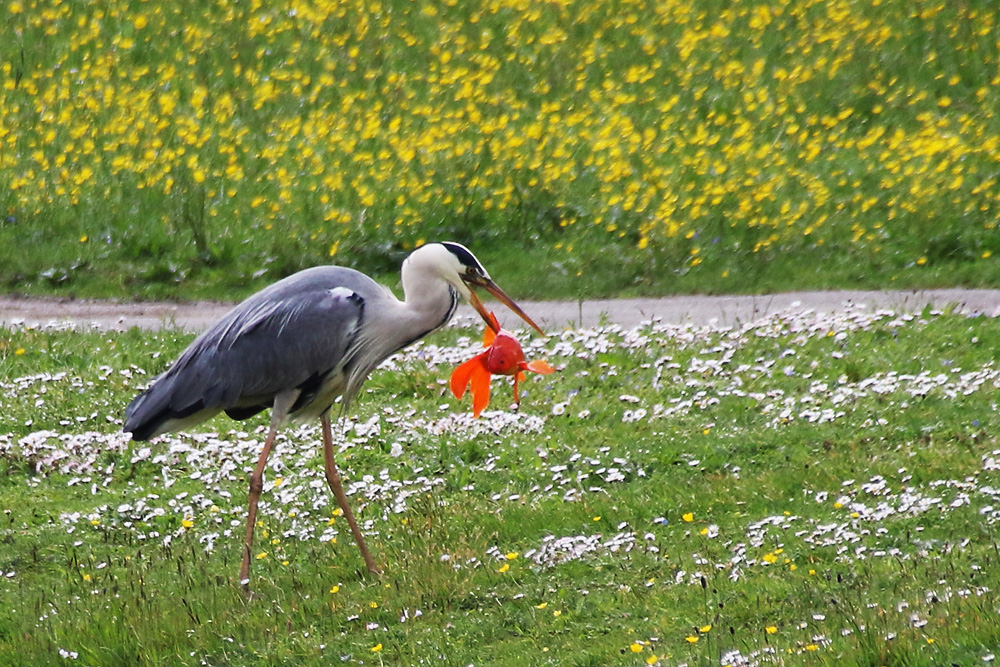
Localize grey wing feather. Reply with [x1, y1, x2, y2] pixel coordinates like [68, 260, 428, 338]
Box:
[200, 287, 363, 400]
[125, 267, 375, 439]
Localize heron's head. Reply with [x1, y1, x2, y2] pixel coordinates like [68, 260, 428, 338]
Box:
[408, 242, 545, 336]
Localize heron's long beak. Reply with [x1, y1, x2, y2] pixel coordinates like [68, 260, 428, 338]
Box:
[466, 277, 546, 337]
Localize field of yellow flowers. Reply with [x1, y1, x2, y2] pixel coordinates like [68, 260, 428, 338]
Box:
[2, 0, 999, 298]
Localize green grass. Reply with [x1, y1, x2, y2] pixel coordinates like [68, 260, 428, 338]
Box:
[2, 0, 1000, 300]
[3, 308, 1000, 665]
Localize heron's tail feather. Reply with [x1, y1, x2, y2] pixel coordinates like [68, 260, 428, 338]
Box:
[123, 368, 220, 441]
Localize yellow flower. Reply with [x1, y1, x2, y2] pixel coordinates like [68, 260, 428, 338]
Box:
[14, 348, 25, 356]
[256, 552, 267, 560]
[181, 518, 194, 529]
[498, 563, 510, 573]
[685, 635, 699, 643]
[536, 602, 548, 609]
[330, 585, 340, 593]
[765, 626, 777, 634]
[682, 513, 694, 523]
[699, 624, 712, 633]
[646, 655, 658, 665]
[630, 642, 643, 653]
[370, 643, 382, 653]
[505, 552, 518, 560]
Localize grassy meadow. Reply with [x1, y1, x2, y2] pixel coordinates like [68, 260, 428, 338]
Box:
[3, 307, 1000, 666]
[4, 0, 1000, 665]
[1, 0, 1000, 299]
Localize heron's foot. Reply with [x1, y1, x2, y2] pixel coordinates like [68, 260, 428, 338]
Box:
[240, 578, 258, 601]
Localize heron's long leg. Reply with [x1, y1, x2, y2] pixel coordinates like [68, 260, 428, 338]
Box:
[321, 412, 381, 575]
[240, 392, 296, 592]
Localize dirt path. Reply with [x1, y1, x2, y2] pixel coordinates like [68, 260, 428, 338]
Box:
[3, 288, 999, 332]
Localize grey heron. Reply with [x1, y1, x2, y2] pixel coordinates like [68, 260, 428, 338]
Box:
[124, 242, 544, 586]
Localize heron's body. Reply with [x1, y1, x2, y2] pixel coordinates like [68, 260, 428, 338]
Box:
[125, 264, 457, 440]
[122, 242, 544, 587]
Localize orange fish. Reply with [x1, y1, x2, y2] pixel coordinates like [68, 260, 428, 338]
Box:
[450, 312, 555, 417]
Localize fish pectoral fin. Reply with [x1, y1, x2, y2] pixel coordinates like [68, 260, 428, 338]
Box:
[524, 360, 555, 375]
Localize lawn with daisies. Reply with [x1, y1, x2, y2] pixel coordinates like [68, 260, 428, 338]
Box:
[3, 306, 1000, 666]
[1, 0, 999, 299]
[4, 0, 1000, 665]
